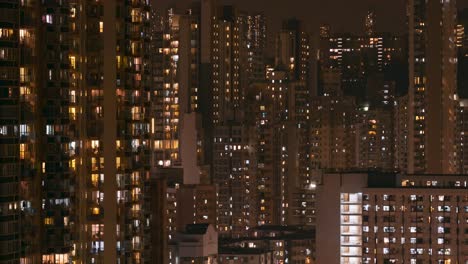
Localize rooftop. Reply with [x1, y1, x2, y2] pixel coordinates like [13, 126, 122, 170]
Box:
[184, 223, 211, 235]
[219, 247, 272, 255]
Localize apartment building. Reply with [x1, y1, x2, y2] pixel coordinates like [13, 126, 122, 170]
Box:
[317, 172, 468, 264]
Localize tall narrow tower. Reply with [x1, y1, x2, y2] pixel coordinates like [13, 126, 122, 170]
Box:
[407, 0, 458, 174]
[365, 10, 376, 36]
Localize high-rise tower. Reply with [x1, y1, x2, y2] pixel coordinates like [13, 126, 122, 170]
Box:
[1, 1, 154, 263]
[364, 10, 376, 36]
[211, 6, 255, 238]
[0, 1, 39, 262]
[407, 0, 458, 174]
[457, 9, 468, 98]
[275, 19, 311, 86]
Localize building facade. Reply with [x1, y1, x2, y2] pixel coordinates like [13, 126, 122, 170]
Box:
[0, 1, 38, 263]
[317, 172, 468, 264]
[1, 1, 154, 263]
[407, 0, 458, 174]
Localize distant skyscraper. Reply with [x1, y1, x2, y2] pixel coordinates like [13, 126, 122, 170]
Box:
[211, 6, 254, 238]
[355, 104, 394, 170]
[201, 0, 217, 65]
[407, 0, 458, 174]
[212, 6, 244, 124]
[457, 10, 468, 172]
[275, 19, 311, 87]
[273, 24, 315, 222]
[153, 8, 184, 169]
[319, 33, 406, 99]
[457, 100, 468, 174]
[322, 35, 367, 98]
[364, 10, 376, 36]
[394, 95, 409, 172]
[321, 68, 343, 97]
[153, 6, 211, 185]
[320, 24, 331, 38]
[247, 14, 267, 83]
[310, 96, 357, 170]
[247, 66, 314, 227]
[247, 79, 278, 227]
[457, 9, 468, 98]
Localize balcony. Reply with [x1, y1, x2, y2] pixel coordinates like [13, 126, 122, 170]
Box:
[341, 215, 362, 225]
[341, 235, 362, 246]
[341, 205, 362, 215]
[340, 246, 362, 257]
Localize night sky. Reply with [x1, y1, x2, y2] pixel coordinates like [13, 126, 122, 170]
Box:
[154, 0, 468, 34]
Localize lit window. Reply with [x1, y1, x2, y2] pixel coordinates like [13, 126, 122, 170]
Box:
[0, 126, 7, 136]
[19, 29, 28, 42]
[69, 107, 76, 120]
[19, 124, 29, 136]
[69, 159, 76, 170]
[92, 207, 100, 215]
[19, 144, 26, 159]
[44, 217, 54, 225]
[44, 14, 53, 24]
[131, 9, 142, 23]
[0, 28, 14, 39]
[91, 174, 99, 187]
[70, 90, 76, 103]
[69, 55, 76, 69]
[20, 67, 27, 82]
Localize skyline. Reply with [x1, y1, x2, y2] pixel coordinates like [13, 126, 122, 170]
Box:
[1, 0, 468, 263]
[154, 0, 468, 34]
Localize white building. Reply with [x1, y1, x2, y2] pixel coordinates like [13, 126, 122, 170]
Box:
[171, 224, 218, 264]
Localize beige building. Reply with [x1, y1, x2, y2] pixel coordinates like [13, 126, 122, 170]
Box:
[170, 224, 218, 264]
[317, 172, 468, 264]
